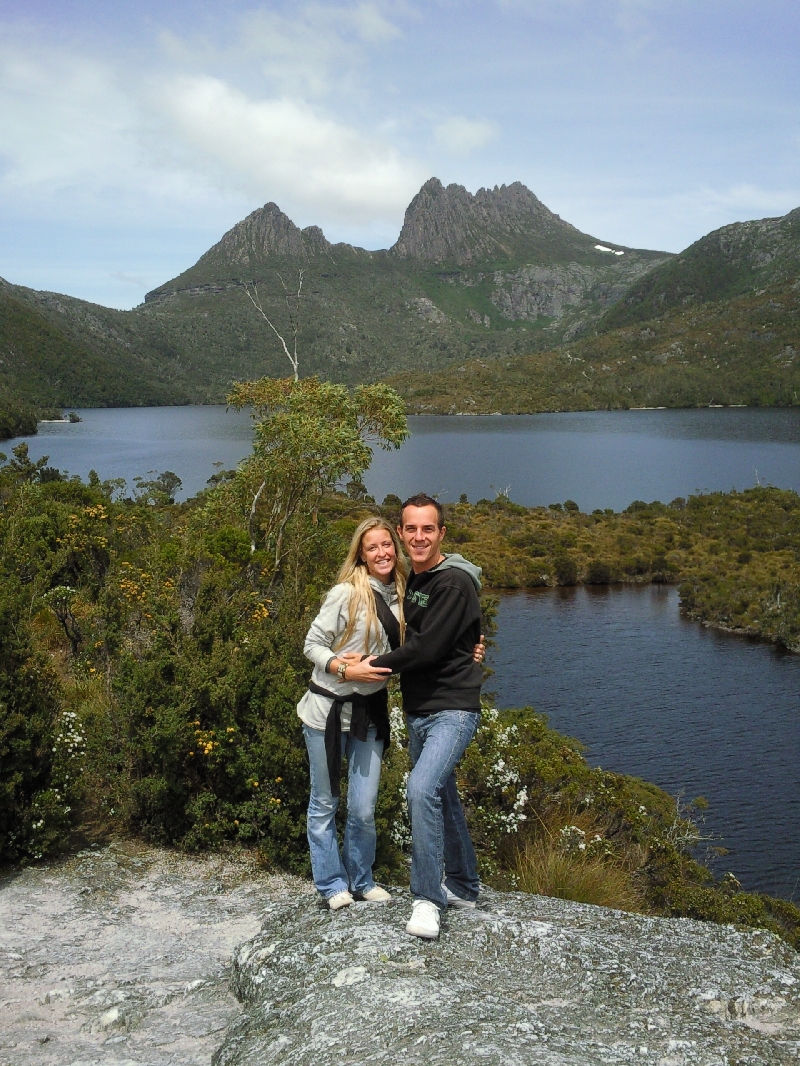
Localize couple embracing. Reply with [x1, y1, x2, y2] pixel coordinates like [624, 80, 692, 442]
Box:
[296, 493, 485, 940]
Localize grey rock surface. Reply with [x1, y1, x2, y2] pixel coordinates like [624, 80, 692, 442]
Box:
[392, 178, 582, 264]
[0, 841, 309, 1066]
[214, 888, 800, 1066]
[201, 203, 332, 268]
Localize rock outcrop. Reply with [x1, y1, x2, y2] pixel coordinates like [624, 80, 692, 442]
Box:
[391, 178, 586, 265]
[214, 888, 800, 1066]
[0, 841, 309, 1065]
[206, 204, 332, 267]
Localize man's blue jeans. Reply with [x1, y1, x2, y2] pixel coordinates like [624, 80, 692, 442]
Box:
[303, 723, 383, 899]
[406, 710, 481, 909]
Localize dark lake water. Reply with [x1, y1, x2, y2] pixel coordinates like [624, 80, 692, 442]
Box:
[8, 406, 255, 501]
[8, 405, 800, 509]
[6, 405, 800, 898]
[490, 586, 800, 900]
[366, 408, 800, 512]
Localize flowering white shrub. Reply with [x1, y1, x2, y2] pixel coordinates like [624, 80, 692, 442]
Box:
[558, 824, 587, 854]
[24, 709, 87, 860]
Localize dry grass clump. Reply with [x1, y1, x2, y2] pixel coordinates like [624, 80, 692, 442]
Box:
[512, 838, 645, 913]
[508, 809, 646, 913]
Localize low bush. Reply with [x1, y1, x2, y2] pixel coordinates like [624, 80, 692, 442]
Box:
[512, 838, 644, 911]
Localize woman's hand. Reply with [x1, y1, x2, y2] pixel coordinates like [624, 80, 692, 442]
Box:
[336, 652, 391, 683]
[473, 635, 486, 664]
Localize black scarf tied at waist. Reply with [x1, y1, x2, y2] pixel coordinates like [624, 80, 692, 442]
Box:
[308, 681, 390, 798]
[308, 586, 399, 798]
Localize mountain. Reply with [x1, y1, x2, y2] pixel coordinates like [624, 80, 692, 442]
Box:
[128, 180, 666, 389]
[0, 279, 204, 409]
[8, 185, 800, 419]
[392, 177, 599, 264]
[1, 179, 666, 407]
[387, 276, 800, 414]
[601, 206, 800, 330]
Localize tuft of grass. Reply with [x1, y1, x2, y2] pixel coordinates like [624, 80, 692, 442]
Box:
[512, 838, 645, 913]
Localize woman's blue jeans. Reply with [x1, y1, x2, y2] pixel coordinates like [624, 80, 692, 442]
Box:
[406, 710, 481, 909]
[302, 723, 383, 899]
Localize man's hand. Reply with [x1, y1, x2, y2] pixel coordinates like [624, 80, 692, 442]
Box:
[338, 652, 392, 683]
[473, 635, 486, 664]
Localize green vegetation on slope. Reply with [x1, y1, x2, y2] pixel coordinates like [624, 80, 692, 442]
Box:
[1, 382, 798, 946]
[601, 207, 800, 331]
[0, 285, 200, 411]
[0, 402, 38, 440]
[426, 488, 800, 651]
[388, 280, 800, 413]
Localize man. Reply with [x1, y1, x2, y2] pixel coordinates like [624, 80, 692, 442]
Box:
[344, 493, 483, 940]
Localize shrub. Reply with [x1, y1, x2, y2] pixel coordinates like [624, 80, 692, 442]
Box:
[0, 591, 74, 863]
[585, 559, 612, 584]
[553, 552, 578, 585]
[511, 838, 644, 911]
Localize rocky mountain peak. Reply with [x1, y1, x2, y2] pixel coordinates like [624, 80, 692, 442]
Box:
[198, 203, 331, 270]
[391, 177, 583, 265]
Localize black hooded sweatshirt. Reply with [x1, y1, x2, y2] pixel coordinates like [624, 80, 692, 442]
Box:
[371, 554, 483, 714]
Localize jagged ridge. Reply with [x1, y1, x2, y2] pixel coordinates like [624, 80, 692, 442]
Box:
[391, 177, 591, 264]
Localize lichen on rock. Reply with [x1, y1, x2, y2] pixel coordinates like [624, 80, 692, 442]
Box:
[214, 888, 800, 1066]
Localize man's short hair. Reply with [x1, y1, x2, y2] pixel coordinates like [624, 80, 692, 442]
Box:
[400, 493, 444, 529]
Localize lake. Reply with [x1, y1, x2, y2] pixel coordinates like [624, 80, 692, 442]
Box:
[490, 586, 800, 900]
[5, 404, 800, 898]
[8, 404, 800, 510]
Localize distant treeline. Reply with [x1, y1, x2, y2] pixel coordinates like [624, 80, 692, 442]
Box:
[388, 280, 800, 415]
[0, 402, 38, 441]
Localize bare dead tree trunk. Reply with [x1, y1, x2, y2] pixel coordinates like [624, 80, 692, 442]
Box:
[244, 271, 304, 381]
[249, 480, 267, 554]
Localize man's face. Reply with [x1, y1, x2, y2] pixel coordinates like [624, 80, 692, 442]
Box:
[398, 505, 446, 573]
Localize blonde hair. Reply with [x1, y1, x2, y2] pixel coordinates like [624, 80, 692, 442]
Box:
[334, 517, 407, 652]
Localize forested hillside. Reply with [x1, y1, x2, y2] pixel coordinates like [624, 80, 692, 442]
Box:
[389, 278, 800, 413]
[0, 284, 198, 413]
[601, 206, 800, 330]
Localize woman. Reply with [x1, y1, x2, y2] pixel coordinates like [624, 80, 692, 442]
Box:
[297, 516, 405, 909]
[298, 515, 485, 910]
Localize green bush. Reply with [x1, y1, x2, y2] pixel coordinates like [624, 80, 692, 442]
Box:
[0, 403, 38, 441]
[0, 589, 75, 863]
[585, 559, 612, 584]
[553, 552, 578, 586]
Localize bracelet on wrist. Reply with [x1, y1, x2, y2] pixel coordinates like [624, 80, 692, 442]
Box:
[336, 661, 348, 680]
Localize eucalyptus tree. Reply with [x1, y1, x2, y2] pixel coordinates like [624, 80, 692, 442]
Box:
[226, 377, 408, 570]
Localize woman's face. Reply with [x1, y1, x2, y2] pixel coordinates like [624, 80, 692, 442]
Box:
[360, 527, 397, 583]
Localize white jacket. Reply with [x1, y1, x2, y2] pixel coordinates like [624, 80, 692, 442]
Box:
[297, 577, 399, 732]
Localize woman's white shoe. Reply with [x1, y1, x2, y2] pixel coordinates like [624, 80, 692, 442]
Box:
[360, 886, 392, 902]
[328, 890, 354, 910]
[405, 899, 440, 939]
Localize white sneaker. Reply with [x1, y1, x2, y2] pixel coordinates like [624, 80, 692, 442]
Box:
[406, 899, 440, 939]
[444, 885, 477, 909]
[328, 890, 354, 911]
[358, 886, 392, 902]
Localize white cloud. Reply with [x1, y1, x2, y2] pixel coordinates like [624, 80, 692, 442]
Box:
[156, 74, 425, 220]
[0, 35, 217, 220]
[160, 1, 403, 100]
[0, 12, 425, 237]
[433, 116, 496, 157]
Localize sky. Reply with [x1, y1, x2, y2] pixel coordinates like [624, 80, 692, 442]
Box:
[0, 0, 798, 309]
